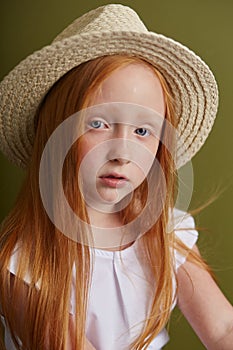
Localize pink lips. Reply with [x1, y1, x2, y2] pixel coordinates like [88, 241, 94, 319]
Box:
[99, 172, 128, 188]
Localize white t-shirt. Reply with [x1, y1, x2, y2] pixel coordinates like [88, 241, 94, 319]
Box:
[1, 209, 198, 350]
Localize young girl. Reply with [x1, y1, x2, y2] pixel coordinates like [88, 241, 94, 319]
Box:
[0, 4, 232, 350]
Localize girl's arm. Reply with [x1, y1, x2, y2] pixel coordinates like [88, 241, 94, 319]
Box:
[177, 245, 233, 349]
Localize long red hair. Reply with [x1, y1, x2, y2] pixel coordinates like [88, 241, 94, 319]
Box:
[0, 55, 210, 349]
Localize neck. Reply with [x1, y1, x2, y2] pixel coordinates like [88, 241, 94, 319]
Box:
[86, 205, 135, 251]
[86, 205, 123, 228]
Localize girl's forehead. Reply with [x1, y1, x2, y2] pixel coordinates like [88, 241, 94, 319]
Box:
[88, 63, 166, 117]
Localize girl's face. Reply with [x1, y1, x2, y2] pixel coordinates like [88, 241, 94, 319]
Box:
[79, 63, 165, 212]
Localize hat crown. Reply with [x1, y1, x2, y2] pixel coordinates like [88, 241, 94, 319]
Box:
[53, 4, 148, 43]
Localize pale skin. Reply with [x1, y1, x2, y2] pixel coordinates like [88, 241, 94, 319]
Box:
[79, 63, 164, 221]
[177, 245, 233, 349]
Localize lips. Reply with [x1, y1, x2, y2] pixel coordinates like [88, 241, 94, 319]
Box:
[99, 172, 128, 188]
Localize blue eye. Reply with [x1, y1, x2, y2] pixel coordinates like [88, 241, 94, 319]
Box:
[135, 128, 150, 137]
[90, 120, 104, 129]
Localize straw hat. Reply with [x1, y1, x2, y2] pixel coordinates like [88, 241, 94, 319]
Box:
[0, 4, 218, 169]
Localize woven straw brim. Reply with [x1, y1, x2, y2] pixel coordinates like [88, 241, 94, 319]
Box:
[0, 30, 218, 169]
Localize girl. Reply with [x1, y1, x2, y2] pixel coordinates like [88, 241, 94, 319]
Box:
[0, 4, 232, 350]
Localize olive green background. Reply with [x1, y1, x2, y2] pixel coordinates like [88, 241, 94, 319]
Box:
[1, 0, 233, 349]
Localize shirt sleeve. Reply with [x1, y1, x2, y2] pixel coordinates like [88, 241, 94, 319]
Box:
[7, 244, 41, 289]
[172, 208, 199, 271]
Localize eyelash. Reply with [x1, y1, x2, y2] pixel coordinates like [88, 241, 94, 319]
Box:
[89, 119, 151, 137]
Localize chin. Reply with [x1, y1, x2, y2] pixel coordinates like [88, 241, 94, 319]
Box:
[98, 188, 133, 207]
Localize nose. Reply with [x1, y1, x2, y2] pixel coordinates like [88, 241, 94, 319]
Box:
[106, 138, 131, 165]
[106, 124, 133, 164]
[110, 156, 130, 165]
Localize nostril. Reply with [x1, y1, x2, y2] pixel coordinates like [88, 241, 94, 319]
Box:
[106, 143, 131, 163]
[110, 157, 130, 164]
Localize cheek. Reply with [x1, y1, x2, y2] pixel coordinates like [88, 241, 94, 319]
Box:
[148, 138, 160, 156]
[78, 131, 110, 162]
[78, 135, 99, 163]
[78, 136, 108, 178]
[138, 139, 160, 173]
[132, 152, 155, 184]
